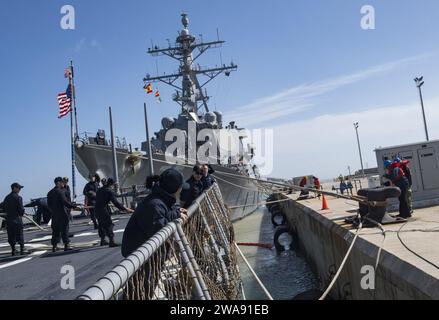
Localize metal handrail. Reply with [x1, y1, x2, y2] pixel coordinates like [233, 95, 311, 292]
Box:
[77, 189, 210, 300]
[77, 131, 129, 150]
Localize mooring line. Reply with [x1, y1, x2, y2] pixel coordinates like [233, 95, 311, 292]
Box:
[319, 214, 363, 300]
[234, 242, 274, 300]
[227, 198, 292, 209]
[213, 174, 263, 192]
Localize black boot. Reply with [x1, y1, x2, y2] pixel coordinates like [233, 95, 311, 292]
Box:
[100, 238, 109, 246]
[94, 223, 99, 230]
[52, 245, 58, 253]
[20, 245, 25, 255]
[11, 246, 16, 256]
[64, 243, 73, 251]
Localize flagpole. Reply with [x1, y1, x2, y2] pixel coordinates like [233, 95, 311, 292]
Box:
[70, 60, 79, 137]
[69, 95, 76, 200]
[68, 62, 77, 200]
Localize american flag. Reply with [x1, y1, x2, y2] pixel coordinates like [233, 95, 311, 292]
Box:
[57, 85, 72, 118]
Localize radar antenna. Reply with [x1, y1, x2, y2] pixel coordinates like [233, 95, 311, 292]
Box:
[143, 13, 237, 115]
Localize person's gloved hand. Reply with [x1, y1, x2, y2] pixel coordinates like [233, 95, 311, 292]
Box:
[180, 208, 188, 222]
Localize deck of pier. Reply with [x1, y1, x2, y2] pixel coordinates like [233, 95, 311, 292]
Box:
[0, 214, 131, 300]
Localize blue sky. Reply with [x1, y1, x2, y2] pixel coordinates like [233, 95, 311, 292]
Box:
[1, 0, 439, 201]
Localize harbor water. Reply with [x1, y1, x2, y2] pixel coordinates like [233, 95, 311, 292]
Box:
[234, 207, 319, 300]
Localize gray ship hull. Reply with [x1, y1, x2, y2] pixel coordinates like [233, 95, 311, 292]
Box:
[75, 144, 262, 221]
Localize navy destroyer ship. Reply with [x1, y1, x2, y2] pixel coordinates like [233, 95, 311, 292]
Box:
[74, 13, 262, 220]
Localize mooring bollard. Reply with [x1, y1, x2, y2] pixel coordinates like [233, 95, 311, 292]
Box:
[357, 187, 401, 223]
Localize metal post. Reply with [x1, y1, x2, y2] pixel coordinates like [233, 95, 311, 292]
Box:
[205, 196, 231, 256]
[68, 74, 77, 200]
[144, 103, 154, 176]
[354, 122, 365, 178]
[109, 107, 120, 187]
[419, 87, 429, 141]
[415, 77, 429, 141]
[197, 206, 230, 286]
[69, 107, 76, 200]
[175, 223, 211, 300]
[70, 61, 79, 137]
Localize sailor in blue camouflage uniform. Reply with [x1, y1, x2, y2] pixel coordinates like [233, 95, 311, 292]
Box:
[95, 178, 133, 247]
[121, 168, 189, 257]
[2, 183, 26, 256]
[47, 177, 78, 252]
[201, 164, 216, 190]
[83, 173, 100, 229]
[180, 165, 204, 208]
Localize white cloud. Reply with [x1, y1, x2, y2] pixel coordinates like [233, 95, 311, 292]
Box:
[74, 38, 86, 53]
[74, 38, 101, 53]
[265, 96, 439, 179]
[227, 52, 435, 127]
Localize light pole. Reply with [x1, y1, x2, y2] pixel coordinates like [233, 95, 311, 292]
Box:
[354, 122, 365, 178]
[414, 76, 429, 141]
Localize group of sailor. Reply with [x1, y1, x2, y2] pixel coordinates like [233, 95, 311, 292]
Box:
[0, 164, 216, 257]
[122, 164, 216, 257]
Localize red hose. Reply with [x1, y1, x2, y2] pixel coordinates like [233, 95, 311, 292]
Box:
[236, 242, 273, 250]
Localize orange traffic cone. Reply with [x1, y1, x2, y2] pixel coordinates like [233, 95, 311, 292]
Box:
[321, 194, 330, 210]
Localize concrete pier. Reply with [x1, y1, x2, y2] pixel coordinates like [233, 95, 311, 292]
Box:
[278, 193, 439, 300]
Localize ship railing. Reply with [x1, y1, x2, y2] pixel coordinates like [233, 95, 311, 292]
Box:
[118, 185, 148, 196]
[117, 185, 150, 209]
[77, 131, 129, 150]
[77, 183, 242, 300]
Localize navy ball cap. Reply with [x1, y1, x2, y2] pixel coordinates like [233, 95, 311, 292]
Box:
[160, 168, 189, 194]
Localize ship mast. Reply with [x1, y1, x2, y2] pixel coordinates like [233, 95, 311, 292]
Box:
[143, 13, 237, 115]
